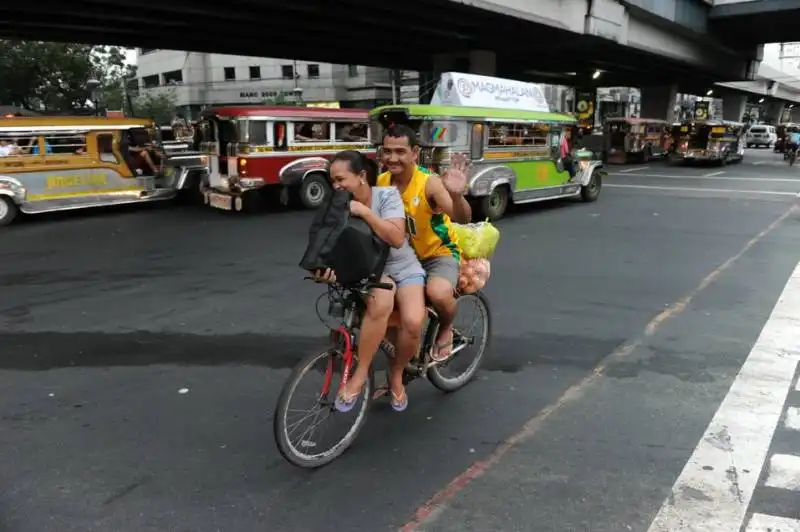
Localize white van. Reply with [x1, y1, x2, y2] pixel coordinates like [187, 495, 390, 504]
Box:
[746, 125, 777, 148]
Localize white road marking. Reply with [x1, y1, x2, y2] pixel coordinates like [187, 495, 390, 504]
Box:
[605, 184, 798, 196]
[745, 513, 800, 531]
[646, 261, 800, 532]
[607, 173, 800, 183]
[764, 454, 800, 490]
[753, 161, 767, 166]
[784, 407, 800, 432]
[619, 166, 649, 173]
[704, 171, 725, 177]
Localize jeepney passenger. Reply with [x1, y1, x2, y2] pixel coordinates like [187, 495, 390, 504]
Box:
[0, 138, 20, 157]
[121, 130, 160, 175]
[560, 127, 575, 178]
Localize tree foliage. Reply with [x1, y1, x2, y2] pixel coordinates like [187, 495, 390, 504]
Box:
[0, 40, 126, 112]
[134, 90, 179, 125]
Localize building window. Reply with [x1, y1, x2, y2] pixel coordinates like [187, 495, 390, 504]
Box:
[307, 64, 320, 79]
[142, 75, 159, 88]
[249, 66, 261, 80]
[224, 67, 236, 81]
[163, 70, 183, 85]
[348, 65, 359, 77]
[281, 65, 294, 80]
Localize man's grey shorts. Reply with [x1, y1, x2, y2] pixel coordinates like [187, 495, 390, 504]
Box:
[421, 256, 460, 287]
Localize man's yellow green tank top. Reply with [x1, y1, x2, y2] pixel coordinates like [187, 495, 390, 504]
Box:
[376, 166, 460, 261]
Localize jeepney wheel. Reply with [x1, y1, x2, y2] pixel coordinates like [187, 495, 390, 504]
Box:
[0, 196, 19, 227]
[299, 174, 330, 210]
[481, 185, 509, 221]
[580, 171, 603, 202]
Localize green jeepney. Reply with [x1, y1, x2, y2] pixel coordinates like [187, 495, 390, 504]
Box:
[369, 103, 604, 220]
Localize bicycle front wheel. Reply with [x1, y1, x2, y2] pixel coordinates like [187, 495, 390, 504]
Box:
[273, 348, 373, 468]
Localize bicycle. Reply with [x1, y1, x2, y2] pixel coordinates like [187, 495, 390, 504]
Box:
[273, 275, 492, 468]
[789, 146, 797, 167]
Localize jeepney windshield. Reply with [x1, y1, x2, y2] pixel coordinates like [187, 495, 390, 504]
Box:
[608, 122, 629, 147]
[710, 125, 732, 138]
[371, 111, 463, 148]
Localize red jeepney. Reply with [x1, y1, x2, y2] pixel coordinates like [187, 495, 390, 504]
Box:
[197, 106, 373, 211]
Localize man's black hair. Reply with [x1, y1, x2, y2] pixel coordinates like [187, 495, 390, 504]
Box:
[383, 124, 419, 147]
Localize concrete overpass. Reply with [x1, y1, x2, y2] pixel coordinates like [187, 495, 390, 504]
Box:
[4, 0, 757, 94]
[709, 0, 800, 46]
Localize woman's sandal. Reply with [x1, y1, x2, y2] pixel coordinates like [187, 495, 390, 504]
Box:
[390, 388, 408, 412]
[334, 383, 365, 413]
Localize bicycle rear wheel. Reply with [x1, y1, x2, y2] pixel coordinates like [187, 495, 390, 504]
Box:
[273, 348, 373, 468]
[428, 291, 492, 392]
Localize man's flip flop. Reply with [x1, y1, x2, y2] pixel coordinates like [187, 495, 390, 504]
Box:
[431, 328, 454, 363]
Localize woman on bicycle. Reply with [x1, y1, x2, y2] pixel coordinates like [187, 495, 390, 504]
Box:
[313, 150, 425, 412]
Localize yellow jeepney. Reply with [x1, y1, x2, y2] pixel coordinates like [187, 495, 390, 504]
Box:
[0, 116, 208, 226]
[668, 119, 745, 166]
[604, 117, 669, 163]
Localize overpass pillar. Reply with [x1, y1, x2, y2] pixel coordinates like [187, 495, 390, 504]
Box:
[722, 95, 747, 122]
[763, 101, 785, 124]
[640, 84, 677, 122]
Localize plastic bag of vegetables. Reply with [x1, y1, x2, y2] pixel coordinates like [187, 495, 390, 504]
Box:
[452, 221, 500, 259]
[457, 258, 491, 294]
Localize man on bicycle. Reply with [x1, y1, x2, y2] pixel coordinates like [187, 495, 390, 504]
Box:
[376, 125, 472, 372]
[787, 129, 800, 159]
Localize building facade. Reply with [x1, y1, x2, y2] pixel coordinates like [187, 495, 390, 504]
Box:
[134, 49, 395, 118]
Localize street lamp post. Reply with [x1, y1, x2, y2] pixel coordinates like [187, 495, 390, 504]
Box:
[86, 78, 101, 116]
[293, 87, 304, 106]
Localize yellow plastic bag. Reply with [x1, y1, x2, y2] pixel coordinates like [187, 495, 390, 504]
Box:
[453, 221, 500, 259]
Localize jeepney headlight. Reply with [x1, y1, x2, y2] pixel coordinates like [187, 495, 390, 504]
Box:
[471, 180, 490, 196]
[239, 178, 265, 188]
[219, 177, 229, 190]
[0, 181, 25, 199]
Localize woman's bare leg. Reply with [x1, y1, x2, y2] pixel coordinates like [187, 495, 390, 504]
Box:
[340, 276, 395, 399]
[389, 283, 426, 403]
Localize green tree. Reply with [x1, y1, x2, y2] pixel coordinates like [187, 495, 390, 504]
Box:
[134, 89, 178, 125]
[99, 64, 138, 114]
[0, 40, 126, 112]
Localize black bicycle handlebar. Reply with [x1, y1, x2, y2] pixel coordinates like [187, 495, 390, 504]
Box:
[303, 276, 393, 291]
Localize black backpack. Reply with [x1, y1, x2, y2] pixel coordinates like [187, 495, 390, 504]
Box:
[299, 189, 389, 286]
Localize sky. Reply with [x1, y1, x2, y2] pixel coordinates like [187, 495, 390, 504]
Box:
[125, 49, 136, 65]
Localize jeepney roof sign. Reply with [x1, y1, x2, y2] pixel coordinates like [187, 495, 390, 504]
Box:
[430, 72, 550, 113]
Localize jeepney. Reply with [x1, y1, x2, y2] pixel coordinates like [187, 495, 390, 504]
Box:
[668, 119, 745, 165]
[158, 123, 195, 156]
[604, 117, 668, 164]
[197, 106, 373, 212]
[0, 116, 208, 227]
[370, 104, 605, 221]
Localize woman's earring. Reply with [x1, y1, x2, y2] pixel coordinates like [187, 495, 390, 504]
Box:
[361, 179, 367, 185]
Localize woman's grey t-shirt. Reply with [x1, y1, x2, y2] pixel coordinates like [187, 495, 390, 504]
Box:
[371, 186, 425, 281]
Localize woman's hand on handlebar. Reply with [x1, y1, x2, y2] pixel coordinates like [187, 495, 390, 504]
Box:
[312, 268, 337, 284]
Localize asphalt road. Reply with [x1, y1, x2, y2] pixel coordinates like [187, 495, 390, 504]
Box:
[1, 148, 799, 532]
